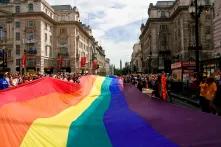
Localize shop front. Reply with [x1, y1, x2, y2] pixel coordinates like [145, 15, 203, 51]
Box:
[201, 57, 221, 77]
[171, 61, 196, 82]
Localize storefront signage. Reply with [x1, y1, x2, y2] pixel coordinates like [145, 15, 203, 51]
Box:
[171, 62, 182, 69]
[182, 61, 196, 67]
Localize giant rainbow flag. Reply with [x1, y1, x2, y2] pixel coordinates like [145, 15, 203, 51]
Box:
[0, 76, 221, 147]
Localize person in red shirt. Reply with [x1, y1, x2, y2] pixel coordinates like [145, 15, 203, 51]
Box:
[161, 72, 168, 101]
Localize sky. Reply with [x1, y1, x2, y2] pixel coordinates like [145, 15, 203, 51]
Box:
[48, 0, 166, 68]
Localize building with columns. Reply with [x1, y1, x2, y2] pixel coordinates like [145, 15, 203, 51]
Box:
[105, 58, 110, 75]
[0, 0, 106, 74]
[131, 42, 142, 73]
[140, 0, 214, 73]
[95, 44, 106, 75]
[200, 0, 221, 74]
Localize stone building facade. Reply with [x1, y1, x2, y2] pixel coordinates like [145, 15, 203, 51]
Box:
[214, 0, 221, 55]
[0, 0, 105, 74]
[131, 42, 142, 73]
[140, 0, 214, 73]
[95, 44, 106, 75]
[105, 58, 110, 75]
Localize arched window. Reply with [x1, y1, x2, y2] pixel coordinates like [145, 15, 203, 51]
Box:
[28, 3, 33, 12]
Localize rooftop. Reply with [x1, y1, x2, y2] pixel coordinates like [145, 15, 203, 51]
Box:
[52, 5, 72, 11]
[156, 1, 175, 7]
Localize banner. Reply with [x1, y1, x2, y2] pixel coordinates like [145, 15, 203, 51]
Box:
[92, 59, 97, 69]
[21, 54, 27, 68]
[80, 57, 86, 68]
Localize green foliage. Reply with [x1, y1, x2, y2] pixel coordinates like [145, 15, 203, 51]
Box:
[114, 66, 131, 76]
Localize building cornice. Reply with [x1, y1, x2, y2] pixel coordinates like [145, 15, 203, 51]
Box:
[13, 12, 93, 41]
[140, 6, 188, 39]
[57, 21, 94, 41]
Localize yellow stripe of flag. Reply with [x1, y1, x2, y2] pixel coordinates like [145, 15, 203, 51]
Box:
[20, 76, 105, 147]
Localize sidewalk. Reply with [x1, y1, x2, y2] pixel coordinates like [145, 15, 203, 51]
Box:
[169, 92, 200, 108]
[142, 88, 200, 108]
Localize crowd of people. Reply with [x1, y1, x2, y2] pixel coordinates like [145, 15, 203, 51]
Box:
[0, 72, 82, 90]
[123, 72, 169, 101]
[123, 72, 221, 116]
[1, 70, 221, 115]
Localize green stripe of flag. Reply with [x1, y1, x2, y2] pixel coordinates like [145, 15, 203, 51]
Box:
[67, 78, 112, 147]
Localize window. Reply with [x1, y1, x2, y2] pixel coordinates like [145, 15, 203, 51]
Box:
[60, 28, 65, 34]
[28, 46, 37, 54]
[15, 6, 20, 13]
[7, 50, 11, 58]
[45, 46, 48, 56]
[205, 0, 210, 5]
[45, 33, 47, 41]
[49, 47, 52, 57]
[16, 32, 20, 41]
[81, 52, 85, 56]
[161, 35, 167, 48]
[60, 47, 68, 56]
[16, 45, 20, 55]
[160, 25, 167, 31]
[28, 21, 33, 27]
[50, 35, 52, 43]
[27, 32, 34, 40]
[161, 11, 166, 18]
[27, 58, 36, 67]
[28, 3, 33, 12]
[45, 22, 47, 30]
[205, 26, 211, 34]
[16, 59, 20, 66]
[0, 26, 4, 40]
[15, 21, 20, 28]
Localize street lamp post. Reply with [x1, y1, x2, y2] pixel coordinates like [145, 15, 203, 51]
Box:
[194, 0, 200, 75]
[189, 0, 207, 78]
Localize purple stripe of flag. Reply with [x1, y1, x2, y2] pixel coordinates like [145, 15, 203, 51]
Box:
[104, 79, 178, 147]
[123, 84, 221, 147]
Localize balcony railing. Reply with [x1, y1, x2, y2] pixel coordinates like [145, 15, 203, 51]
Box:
[25, 39, 36, 44]
[59, 53, 69, 57]
[58, 44, 68, 47]
[62, 60, 70, 68]
[25, 48, 37, 54]
[25, 26, 36, 32]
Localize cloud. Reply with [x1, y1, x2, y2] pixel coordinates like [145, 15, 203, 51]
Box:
[111, 3, 126, 9]
[103, 20, 142, 42]
[47, 0, 164, 68]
